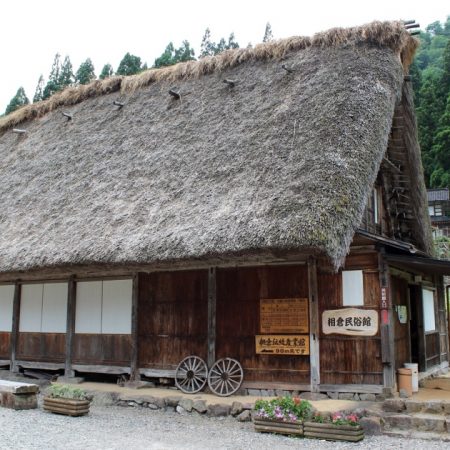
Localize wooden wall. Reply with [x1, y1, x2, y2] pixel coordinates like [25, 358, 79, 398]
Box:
[0, 332, 10, 359]
[390, 276, 410, 370]
[216, 265, 310, 385]
[73, 335, 131, 366]
[16, 332, 65, 362]
[138, 270, 208, 370]
[318, 252, 383, 385]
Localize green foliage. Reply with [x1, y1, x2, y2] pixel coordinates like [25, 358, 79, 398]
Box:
[199, 29, 239, 58]
[413, 16, 450, 188]
[254, 396, 312, 422]
[99, 63, 114, 79]
[47, 384, 88, 400]
[263, 22, 274, 43]
[33, 75, 45, 103]
[116, 53, 143, 76]
[59, 56, 74, 87]
[312, 411, 360, 426]
[41, 54, 74, 100]
[434, 236, 450, 260]
[5, 87, 29, 115]
[153, 41, 195, 68]
[75, 58, 96, 85]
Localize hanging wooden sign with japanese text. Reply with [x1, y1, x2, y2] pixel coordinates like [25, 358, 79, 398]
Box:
[322, 308, 378, 336]
[260, 298, 309, 334]
[255, 335, 310, 355]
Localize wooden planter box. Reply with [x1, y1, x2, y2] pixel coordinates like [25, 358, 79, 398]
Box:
[254, 417, 303, 436]
[304, 421, 364, 442]
[43, 397, 90, 417]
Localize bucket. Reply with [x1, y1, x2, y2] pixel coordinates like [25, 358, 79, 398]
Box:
[397, 367, 413, 397]
[404, 363, 419, 392]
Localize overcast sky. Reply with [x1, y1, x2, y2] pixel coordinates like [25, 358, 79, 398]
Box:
[1, 0, 448, 112]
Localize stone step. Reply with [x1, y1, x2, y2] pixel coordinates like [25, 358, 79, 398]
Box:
[383, 398, 450, 415]
[383, 412, 448, 433]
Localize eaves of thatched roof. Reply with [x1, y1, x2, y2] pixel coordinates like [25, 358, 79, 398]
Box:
[0, 21, 425, 273]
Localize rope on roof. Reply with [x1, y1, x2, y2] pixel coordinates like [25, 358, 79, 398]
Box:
[223, 79, 236, 88]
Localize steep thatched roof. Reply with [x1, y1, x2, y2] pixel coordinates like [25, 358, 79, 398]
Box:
[0, 21, 424, 273]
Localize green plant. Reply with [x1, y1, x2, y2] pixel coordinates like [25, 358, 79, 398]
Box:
[312, 411, 360, 426]
[254, 396, 312, 422]
[47, 384, 88, 400]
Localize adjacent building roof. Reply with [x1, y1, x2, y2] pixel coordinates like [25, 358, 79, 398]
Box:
[0, 21, 427, 273]
[427, 188, 450, 202]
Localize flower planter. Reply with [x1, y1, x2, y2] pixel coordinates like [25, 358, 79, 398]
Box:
[304, 421, 364, 442]
[43, 396, 90, 417]
[253, 418, 303, 436]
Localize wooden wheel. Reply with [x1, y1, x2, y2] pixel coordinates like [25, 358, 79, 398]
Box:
[207, 358, 243, 396]
[175, 356, 208, 394]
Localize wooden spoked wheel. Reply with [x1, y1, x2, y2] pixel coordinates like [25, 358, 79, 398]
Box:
[175, 356, 208, 394]
[207, 358, 243, 397]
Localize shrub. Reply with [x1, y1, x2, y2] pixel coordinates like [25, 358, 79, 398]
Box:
[47, 384, 88, 400]
[254, 396, 312, 422]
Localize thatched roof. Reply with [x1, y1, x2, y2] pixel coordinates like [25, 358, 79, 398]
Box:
[0, 21, 424, 273]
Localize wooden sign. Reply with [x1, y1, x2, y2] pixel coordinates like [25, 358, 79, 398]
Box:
[255, 335, 310, 356]
[322, 308, 378, 336]
[260, 298, 309, 334]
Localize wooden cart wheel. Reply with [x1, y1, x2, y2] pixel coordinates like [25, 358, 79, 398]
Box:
[207, 358, 243, 397]
[175, 356, 208, 394]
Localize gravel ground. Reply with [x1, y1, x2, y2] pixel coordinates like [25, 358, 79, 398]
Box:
[2, 404, 450, 450]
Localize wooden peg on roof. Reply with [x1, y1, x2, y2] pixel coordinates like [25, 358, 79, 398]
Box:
[402, 20, 416, 25]
[169, 88, 181, 100]
[223, 79, 236, 87]
[113, 100, 125, 109]
[12, 128, 26, 134]
[62, 112, 72, 121]
[281, 64, 295, 74]
[405, 23, 420, 29]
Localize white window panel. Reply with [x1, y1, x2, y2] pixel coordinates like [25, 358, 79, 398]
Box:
[0, 285, 15, 332]
[342, 270, 364, 306]
[75, 281, 102, 333]
[423, 288, 436, 332]
[19, 284, 43, 332]
[101, 280, 132, 334]
[41, 283, 68, 333]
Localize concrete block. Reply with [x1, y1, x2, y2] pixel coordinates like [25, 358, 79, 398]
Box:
[383, 398, 406, 412]
[360, 416, 382, 435]
[0, 392, 37, 410]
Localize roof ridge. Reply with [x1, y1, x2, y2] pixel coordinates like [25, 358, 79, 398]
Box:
[0, 20, 417, 134]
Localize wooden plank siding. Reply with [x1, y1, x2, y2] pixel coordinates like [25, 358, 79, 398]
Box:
[72, 334, 132, 366]
[17, 332, 65, 362]
[318, 252, 383, 385]
[390, 276, 410, 370]
[216, 265, 310, 385]
[138, 270, 208, 370]
[0, 332, 10, 359]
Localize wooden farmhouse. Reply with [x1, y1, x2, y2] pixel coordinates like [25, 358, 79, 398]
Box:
[0, 21, 449, 397]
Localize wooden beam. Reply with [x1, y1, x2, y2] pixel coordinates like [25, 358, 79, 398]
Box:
[64, 276, 76, 377]
[379, 249, 395, 389]
[10, 282, 21, 373]
[318, 384, 383, 394]
[139, 368, 175, 378]
[308, 257, 320, 392]
[16, 361, 65, 370]
[71, 364, 130, 374]
[130, 273, 140, 381]
[207, 267, 217, 368]
[243, 381, 311, 391]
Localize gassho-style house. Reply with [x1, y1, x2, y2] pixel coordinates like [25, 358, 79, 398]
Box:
[0, 21, 449, 397]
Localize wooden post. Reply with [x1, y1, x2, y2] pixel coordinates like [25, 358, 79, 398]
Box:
[308, 257, 320, 393]
[130, 273, 140, 381]
[378, 249, 395, 390]
[65, 276, 76, 378]
[10, 282, 21, 373]
[207, 267, 217, 368]
[435, 275, 447, 366]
